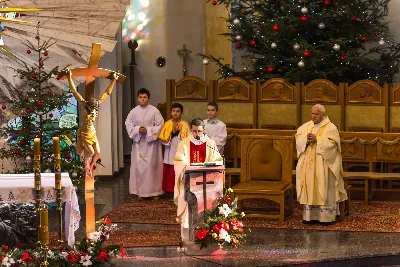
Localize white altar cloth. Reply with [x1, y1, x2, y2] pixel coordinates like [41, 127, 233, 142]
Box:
[0, 173, 80, 246]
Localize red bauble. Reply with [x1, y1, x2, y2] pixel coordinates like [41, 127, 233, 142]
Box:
[49, 113, 53, 118]
[267, 67, 273, 73]
[1, 105, 6, 110]
[37, 101, 43, 106]
[15, 150, 21, 155]
[29, 107, 34, 113]
[19, 140, 25, 145]
[212, 0, 217, 5]
[31, 74, 37, 79]
[324, 0, 330, 5]
[235, 42, 242, 48]
[47, 89, 52, 94]
[39, 61, 44, 67]
[40, 152, 44, 158]
[65, 153, 72, 159]
[24, 98, 29, 101]
[350, 15, 357, 21]
[63, 100, 68, 105]
[27, 50, 31, 54]
[44, 51, 48, 56]
[339, 55, 346, 61]
[301, 15, 307, 22]
[272, 24, 279, 31]
[303, 50, 311, 57]
[250, 40, 256, 46]
[36, 130, 40, 135]
[361, 36, 367, 41]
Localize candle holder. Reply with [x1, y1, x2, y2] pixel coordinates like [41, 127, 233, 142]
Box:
[34, 138, 42, 246]
[40, 203, 49, 266]
[53, 137, 64, 244]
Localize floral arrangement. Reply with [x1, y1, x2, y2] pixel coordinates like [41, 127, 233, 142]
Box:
[0, 217, 123, 266]
[194, 188, 249, 249]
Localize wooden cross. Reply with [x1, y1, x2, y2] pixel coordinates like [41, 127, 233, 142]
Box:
[57, 43, 125, 235]
[177, 44, 192, 78]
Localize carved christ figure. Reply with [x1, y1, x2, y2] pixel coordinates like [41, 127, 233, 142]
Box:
[66, 69, 120, 176]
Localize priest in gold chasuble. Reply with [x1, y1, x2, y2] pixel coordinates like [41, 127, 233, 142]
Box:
[174, 118, 223, 238]
[295, 104, 347, 224]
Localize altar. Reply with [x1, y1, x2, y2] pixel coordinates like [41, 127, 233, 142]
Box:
[0, 173, 80, 246]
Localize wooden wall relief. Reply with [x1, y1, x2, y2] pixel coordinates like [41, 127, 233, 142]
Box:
[260, 79, 294, 102]
[217, 78, 250, 101]
[174, 77, 207, 99]
[305, 80, 338, 102]
[348, 81, 381, 103]
[392, 84, 400, 104]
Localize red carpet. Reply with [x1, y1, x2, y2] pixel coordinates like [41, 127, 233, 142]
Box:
[106, 196, 400, 233]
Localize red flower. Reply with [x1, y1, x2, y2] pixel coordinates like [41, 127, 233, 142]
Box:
[195, 229, 209, 240]
[96, 251, 110, 261]
[212, 224, 220, 233]
[2, 245, 8, 252]
[21, 252, 33, 261]
[103, 216, 111, 224]
[224, 195, 231, 205]
[219, 221, 229, 231]
[68, 253, 80, 264]
[61, 246, 66, 251]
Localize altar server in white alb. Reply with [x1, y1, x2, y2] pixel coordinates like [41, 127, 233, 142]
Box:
[295, 104, 347, 225]
[174, 118, 223, 240]
[125, 88, 164, 199]
[203, 101, 227, 155]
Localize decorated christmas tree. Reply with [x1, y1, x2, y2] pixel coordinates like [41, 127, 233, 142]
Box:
[203, 0, 400, 84]
[0, 23, 84, 185]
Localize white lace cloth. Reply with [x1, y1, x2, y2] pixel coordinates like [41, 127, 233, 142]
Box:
[0, 173, 80, 246]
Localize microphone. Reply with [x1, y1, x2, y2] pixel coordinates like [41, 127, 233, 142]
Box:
[194, 135, 225, 166]
[195, 136, 200, 140]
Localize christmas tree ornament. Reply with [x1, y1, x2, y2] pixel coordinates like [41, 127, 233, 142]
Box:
[318, 22, 325, 29]
[350, 15, 357, 21]
[19, 140, 25, 145]
[37, 101, 44, 106]
[36, 131, 41, 135]
[212, 0, 217, 5]
[40, 152, 44, 158]
[72, 172, 78, 178]
[333, 44, 340, 51]
[298, 60, 305, 68]
[29, 107, 34, 113]
[44, 51, 49, 56]
[49, 113, 54, 118]
[293, 43, 300, 50]
[47, 89, 52, 94]
[272, 24, 279, 31]
[44, 169, 51, 173]
[267, 67, 273, 73]
[31, 88, 35, 92]
[39, 61, 44, 67]
[31, 74, 37, 79]
[301, 15, 307, 22]
[13, 73, 17, 77]
[301, 7, 308, 14]
[65, 153, 72, 159]
[1, 105, 6, 110]
[202, 58, 209, 65]
[379, 40, 385, 46]
[339, 55, 346, 61]
[235, 35, 242, 41]
[250, 39, 256, 46]
[27, 49, 31, 54]
[303, 50, 310, 57]
[235, 42, 242, 48]
[324, 0, 330, 5]
[24, 97, 29, 101]
[15, 150, 21, 155]
[233, 18, 240, 25]
[26, 155, 32, 162]
[271, 42, 278, 49]
[361, 36, 367, 41]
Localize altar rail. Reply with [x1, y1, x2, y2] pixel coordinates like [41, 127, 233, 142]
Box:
[165, 76, 400, 132]
[224, 129, 400, 172]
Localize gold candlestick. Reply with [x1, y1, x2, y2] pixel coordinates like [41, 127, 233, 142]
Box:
[40, 204, 49, 266]
[52, 137, 64, 244]
[33, 138, 42, 245]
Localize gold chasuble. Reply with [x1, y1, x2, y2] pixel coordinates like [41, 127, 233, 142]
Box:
[173, 135, 223, 229]
[295, 117, 347, 207]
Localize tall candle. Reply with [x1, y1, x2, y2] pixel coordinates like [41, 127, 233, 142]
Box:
[34, 138, 40, 155]
[34, 138, 41, 191]
[52, 137, 61, 190]
[52, 137, 60, 154]
[40, 206, 49, 245]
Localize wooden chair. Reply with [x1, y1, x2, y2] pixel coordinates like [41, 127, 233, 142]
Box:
[261, 124, 296, 130]
[232, 135, 294, 222]
[226, 123, 253, 129]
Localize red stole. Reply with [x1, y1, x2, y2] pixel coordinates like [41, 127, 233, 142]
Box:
[190, 141, 207, 163]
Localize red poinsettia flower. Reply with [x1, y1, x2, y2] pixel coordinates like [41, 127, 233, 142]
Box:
[212, 224, 220, 233]
[1, 245, 8, 252]
[219, 221, 229, 231]
[97, 251, 110, 261]
[68, 253, 80, 264]
[195, 229, 209, 240]
[224, 195, 231, 205]
[0, 256, 4, 261]
[21, 252, 33, 261]
[101, 216, 112, 224]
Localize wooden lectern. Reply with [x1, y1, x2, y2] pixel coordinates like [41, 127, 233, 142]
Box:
[184, 165, 225, 242]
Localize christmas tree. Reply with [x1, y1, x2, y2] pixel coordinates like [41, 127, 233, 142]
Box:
[0, 22, 84, 185]
[203, 0, 400, 84]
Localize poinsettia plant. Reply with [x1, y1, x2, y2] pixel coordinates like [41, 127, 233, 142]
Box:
[194, 188, 249, 249]
[0, 217, 123, 266]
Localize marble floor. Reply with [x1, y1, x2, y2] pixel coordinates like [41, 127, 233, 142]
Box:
[75, 165, 400, 266]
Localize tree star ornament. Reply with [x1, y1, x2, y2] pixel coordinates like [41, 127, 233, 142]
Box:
[202, 58, 209, 65]
[301, 7, 308, 14]
[233, 18, 240, 25]
[333, 44, 340, 51]
[271, 42, 278, 49]
[298, 60, 305, 68]
[318, 22, 325, 29]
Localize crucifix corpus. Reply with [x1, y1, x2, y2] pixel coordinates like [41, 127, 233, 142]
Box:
[57, 43, 126, 234]
[177, 44, 192, 78]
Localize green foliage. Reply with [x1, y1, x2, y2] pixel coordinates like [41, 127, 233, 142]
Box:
[203, 0, 400, 84]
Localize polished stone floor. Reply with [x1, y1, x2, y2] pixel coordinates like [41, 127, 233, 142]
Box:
[75, 165, 400, 266]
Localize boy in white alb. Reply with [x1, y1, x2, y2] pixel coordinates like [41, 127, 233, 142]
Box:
[203, 101, 227, 155]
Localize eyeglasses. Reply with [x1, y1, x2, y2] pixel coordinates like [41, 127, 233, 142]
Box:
[191, 130, 204, 133]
